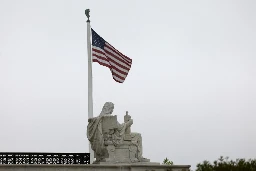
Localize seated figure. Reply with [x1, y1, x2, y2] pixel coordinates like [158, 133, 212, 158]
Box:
[87, 102, 149, 163]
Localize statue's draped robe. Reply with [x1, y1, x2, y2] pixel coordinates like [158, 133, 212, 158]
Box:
[87, 115, 105, 157]
[87, 115, 142, 160]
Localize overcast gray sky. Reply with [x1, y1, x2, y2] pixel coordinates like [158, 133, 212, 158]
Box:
[0, 0, 256, 169]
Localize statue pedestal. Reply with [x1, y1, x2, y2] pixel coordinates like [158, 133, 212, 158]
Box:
[96, 142, 141, 164]
[102, 136, 152, 164]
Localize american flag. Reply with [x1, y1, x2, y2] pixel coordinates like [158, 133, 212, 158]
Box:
[91, 29, 132, 83]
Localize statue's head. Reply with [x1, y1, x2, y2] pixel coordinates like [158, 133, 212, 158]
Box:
[100, 102, 114, 116]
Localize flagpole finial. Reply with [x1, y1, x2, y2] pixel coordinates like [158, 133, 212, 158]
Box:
[85, 9, 90, 22]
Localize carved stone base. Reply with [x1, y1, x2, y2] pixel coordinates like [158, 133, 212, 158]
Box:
[95, 143, 150, 164]
[96, 162, 161, 165]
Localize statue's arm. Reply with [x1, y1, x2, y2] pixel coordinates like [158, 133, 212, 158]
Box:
[126, 119, 133, 127]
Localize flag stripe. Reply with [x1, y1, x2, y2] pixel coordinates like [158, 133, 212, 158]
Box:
[112, 72, 126, 83]
[111, 67, 129, 79]
[92, 56, 111, 68]
[105, 43, 132, 66]
[92, 46, 131, 71]
[106, 43, 132, 64]
[105, 53, 130, 71]
[92, 59, 110, 68]
[113, 75, 123, 83]
[92, 52, 130, 76]
[104, 46, 131, 68]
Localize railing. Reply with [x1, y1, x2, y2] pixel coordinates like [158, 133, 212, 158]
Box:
[0, 153, 90, 164]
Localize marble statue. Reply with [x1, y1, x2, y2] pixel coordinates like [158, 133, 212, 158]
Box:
[87, 102, 149, 164]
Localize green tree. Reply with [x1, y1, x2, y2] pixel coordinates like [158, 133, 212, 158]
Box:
[163, 157, 173, 165]
[195, 156, 256, 171]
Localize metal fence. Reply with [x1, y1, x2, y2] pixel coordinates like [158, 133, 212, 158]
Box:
[0, 153, 90, 164]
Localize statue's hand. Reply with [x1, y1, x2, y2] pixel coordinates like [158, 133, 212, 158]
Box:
[126, 119, 133, 127]
[88, 117, 96, 122]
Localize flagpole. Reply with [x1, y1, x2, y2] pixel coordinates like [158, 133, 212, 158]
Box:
[85, 9, 94, 164]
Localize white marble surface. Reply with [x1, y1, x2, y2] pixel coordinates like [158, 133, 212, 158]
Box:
[0, 164, 191, 171]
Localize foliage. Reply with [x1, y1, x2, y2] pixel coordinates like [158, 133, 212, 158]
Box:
[196, 156, 256, 171]
[163, 157, 173, 165]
